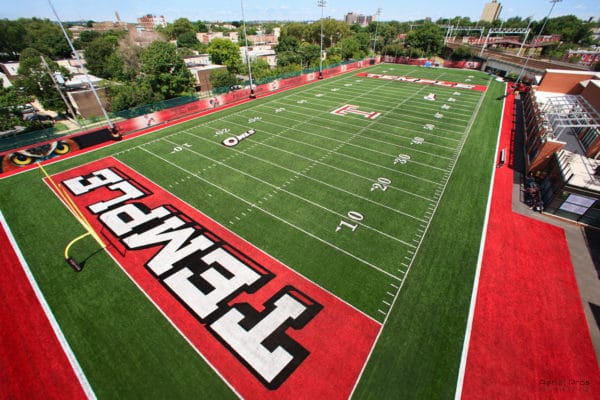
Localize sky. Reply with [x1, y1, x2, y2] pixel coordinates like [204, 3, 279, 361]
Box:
[1, 0, 599, 23]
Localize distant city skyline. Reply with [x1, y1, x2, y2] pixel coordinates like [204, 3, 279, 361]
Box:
[1, 0, 598, 23]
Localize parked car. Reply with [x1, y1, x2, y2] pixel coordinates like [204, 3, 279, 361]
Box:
[26, 114, 55, 124]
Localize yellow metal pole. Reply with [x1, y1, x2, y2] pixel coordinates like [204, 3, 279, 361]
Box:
[37, 162, 106, 250]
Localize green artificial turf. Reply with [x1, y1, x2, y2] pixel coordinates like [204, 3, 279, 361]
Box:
[0, 64, 503, 398]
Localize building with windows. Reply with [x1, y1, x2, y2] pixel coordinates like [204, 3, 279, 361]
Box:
[137, 14, 167, 32]
[480, 0, 502, 22]
[344, 12, 374, 26]
[520, 69, 600, 227]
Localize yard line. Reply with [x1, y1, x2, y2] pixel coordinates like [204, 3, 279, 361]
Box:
[383, 77, 491, 320]
[209, 118, 444, 187]
[350, 73, 493, 399]
[161, 137, 418, 248]
[243, 139, 435, 202]
[253, 112, 460, 157]
[185, 132, 427, 223]
[138, 146, 402, 282]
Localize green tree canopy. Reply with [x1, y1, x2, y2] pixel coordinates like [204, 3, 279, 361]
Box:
[209, 68, 239, 91]
[194, 20, 209, 33]
[139, 41, 194, 99]
[542, 15, 593, 45]
[208, 38, 243, 73]
[177, 31, 201, 49]
[0, 19, 27, 60]
[107, 80, 158, 112]
[0, 18, 71, 60]
[0, 85, 33, 131]
[17, 47, 71, 113]
[405, 22, 444, 56]
[450, 44, 475, 60]
[21, 18, 72, 59]
[249, 58, 272, 81]
[84, 35, 121, 79]
[171, 18, 196, 39]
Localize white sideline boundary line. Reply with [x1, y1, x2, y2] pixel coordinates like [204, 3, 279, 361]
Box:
[0, 210, 97, 400]
[454, 82, 507, 399]
[349, 73, 494, 399]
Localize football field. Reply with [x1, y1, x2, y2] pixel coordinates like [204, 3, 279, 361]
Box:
[0, 63, 505, 399]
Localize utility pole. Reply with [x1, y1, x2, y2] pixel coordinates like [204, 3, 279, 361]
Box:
[517, 0, 563, 84]
[48, 0, 115, 131]
[241, 0, 255, 98]
[318, 0, 326, 79]
[372, 8, 382, 60]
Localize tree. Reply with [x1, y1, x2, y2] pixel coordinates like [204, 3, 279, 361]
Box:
[353, 32, 372, 55]
[107, 80, 158, 112]
[0, 86, 32, 131]
[404, 22, 444, 56]
[177, 31, 200, 49]
[209, 68, 239, 91]
[0, 18, 72, 60]
[171, 18, 196, 39]
[339, 37, 364, 60]
[299, 43, 320, 68]
[194, 20, 209, 33]
[21, 18, 72, 59]
[84, 36, 120, 79]
[73, 30, 102, 50]
[116, 34, 143, 82]
[543, 15, 593, 45]
[0, 19, 27, 60]
[275, 36, 300, 53]
[450, 44, 474, 60]
[208, 38, 243, 73]
[139, 41, 194, 99]
[249, 58, 272, 81]
[282, 22, 309, 42]
[17, 48, 71, 113]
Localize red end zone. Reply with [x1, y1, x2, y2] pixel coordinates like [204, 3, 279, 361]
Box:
[355, 72, 488, 92]
[46, 157, 381, 399]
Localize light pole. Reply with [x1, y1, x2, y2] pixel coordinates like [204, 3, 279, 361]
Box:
[517, 0, 562, 84]
[517, 16, 534, 57]
[48, 0, 115, 132]
[241, 0, 255, 98]
[372, 8, 382, 61]
[318, 0, 326, 79]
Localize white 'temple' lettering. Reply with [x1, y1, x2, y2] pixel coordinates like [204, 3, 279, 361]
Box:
[164, 248, 262, 319]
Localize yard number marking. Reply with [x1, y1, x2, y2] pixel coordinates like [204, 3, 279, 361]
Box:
[370, 177, 391, 192]
[335, 211, 364, 233]
[394, 154, 410, 165]
[170, 143, 192, 153]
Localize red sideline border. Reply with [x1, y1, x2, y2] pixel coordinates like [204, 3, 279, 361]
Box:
[458, 86, 599, 399]
[0, 211, 94, 400]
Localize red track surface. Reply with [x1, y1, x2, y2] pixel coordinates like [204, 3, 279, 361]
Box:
[461, 90, 599, 398]
[0, 218, 88, 400]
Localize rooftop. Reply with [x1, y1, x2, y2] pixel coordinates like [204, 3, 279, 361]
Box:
[534, 88, 600, 193]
